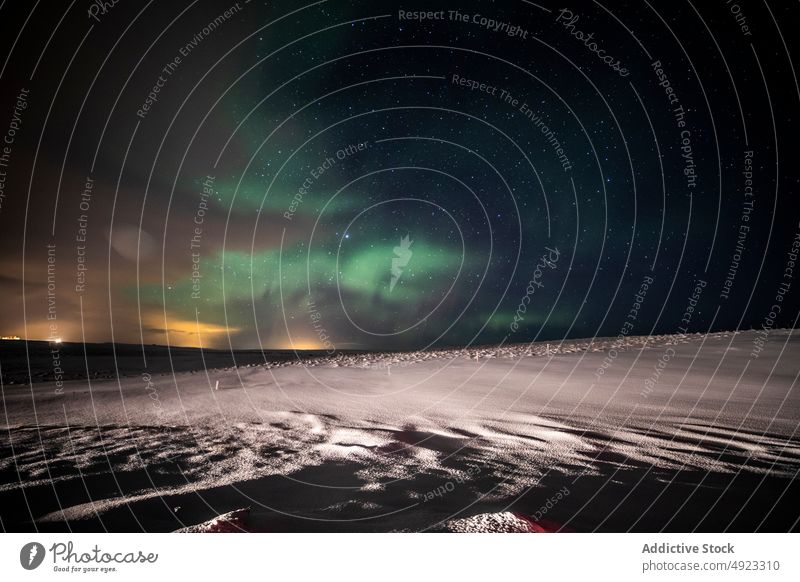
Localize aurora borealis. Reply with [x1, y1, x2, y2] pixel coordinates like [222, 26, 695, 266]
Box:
[0, 0, 798, 351]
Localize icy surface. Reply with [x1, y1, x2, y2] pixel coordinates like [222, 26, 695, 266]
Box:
[442, 512, 539, 533]
[1, 330, 798, 532]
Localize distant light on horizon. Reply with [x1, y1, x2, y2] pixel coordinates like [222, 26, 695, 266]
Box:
[283, 339, 325, 351]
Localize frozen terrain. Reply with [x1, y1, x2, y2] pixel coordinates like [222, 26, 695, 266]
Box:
[1, 330, 798, 532]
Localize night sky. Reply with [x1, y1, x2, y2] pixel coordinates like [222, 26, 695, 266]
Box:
[0, 0, 798, 351]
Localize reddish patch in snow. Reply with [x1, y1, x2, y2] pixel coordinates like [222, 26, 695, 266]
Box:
[512, 513, 569, 532]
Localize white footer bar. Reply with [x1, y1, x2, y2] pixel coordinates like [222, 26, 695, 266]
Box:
[1, 533, 797, 581]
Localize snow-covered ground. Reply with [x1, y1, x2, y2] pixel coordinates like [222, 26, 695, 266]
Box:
[1, 330, 798, 532]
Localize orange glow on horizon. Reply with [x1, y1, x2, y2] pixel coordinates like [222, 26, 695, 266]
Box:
[144, 313, 239, 348]
[280, 338, 325, 351]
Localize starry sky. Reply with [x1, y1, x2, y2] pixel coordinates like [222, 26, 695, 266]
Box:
[0, 0, 798, 350]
